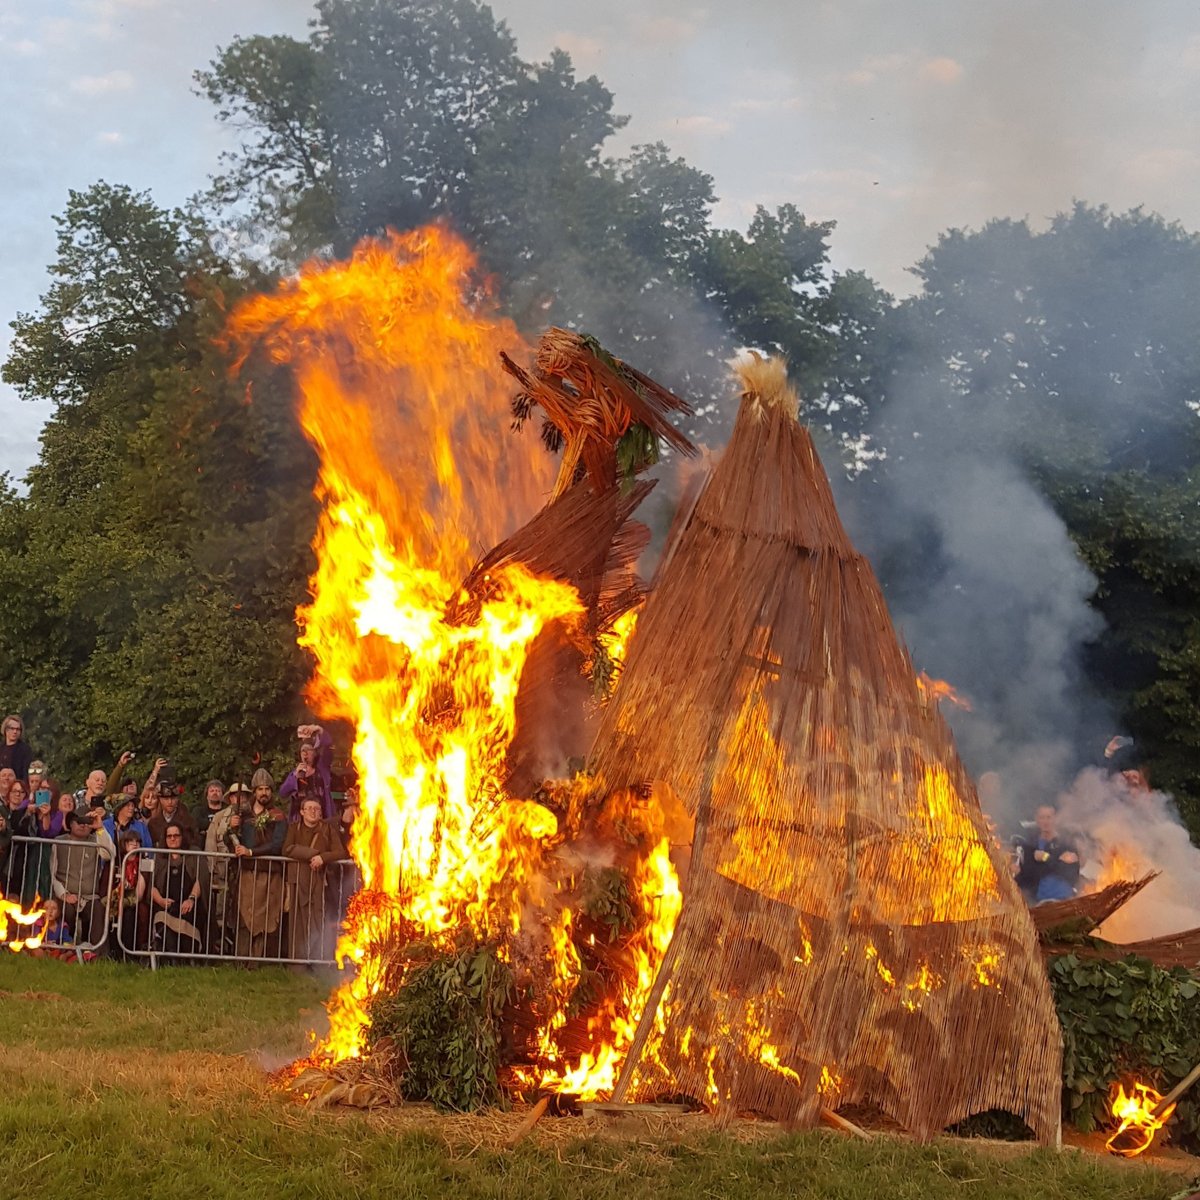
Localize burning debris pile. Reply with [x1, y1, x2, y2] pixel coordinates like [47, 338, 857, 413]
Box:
[228, 227, 1069, 1142]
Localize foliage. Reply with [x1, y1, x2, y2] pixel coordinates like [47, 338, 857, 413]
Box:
[368, 940, 514, 1111]
[1049, 952, 1200, 1149]
[842, 206, 1200, 827]
[578, 866, 637, 942]
[6, 1, 1200, 837]
[0, 183, 318, 787]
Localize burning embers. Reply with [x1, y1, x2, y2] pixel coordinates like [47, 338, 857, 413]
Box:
[226, 229, 689, 1097]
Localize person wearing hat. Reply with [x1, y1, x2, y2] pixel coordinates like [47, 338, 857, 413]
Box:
[103, 793, 151, 850]
[233, 777, 287, 959]
[203, 781, 252, 955]
[148, 775, 197, 849]
[51, 809, 115, 948]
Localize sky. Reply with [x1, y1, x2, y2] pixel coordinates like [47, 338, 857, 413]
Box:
[4, 0, 1200, 480]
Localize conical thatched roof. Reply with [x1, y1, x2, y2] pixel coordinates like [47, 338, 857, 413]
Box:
[590, 358, 1062, 1142]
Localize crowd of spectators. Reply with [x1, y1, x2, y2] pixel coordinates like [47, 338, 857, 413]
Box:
[0, 714, 358, 965]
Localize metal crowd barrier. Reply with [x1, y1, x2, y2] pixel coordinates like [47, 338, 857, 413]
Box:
[114, 845, 359, 969]
[0, 833, 113, 960]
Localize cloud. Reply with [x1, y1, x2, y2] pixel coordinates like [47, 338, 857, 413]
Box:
[732, 95, 806, 115]
[70, 68, 135, 95]
[631, 12, 704, 43]
[919, 56, 964, 85]
[843, 52, 909, 86]
[1122, 145, 1200, 187]
[96, 130, 125, 145]
[671, 114, 733, 136]
[3, 38, 40, 56]
[552, 31, 605, 68]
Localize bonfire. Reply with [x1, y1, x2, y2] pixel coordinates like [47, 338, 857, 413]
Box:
[224, 227, 1200, 1155]
[226, 228, 694, 1111]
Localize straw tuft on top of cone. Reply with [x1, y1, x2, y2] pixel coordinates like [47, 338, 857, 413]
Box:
[735, 352, 797, 417]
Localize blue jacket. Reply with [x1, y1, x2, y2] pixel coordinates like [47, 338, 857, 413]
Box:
[103, 816, 152, 851]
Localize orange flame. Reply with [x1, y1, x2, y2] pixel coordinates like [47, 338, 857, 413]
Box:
[1106, 1080, 1174, 1157]
[226, 227, 680, 1089]
[228, 228, 580, 1061]
[916, 672, 973, 712]
[1, 898, 45, 952]
[539, 836, 682, 1097]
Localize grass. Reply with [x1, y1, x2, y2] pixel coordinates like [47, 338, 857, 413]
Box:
[0, 957, 1191, 1200]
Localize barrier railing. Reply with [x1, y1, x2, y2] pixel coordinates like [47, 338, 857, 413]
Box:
[0, 832, 113, 960]
[115, 845, 358, 968]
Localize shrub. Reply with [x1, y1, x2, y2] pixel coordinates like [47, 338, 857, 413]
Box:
[1049, 952, 1200, 1149]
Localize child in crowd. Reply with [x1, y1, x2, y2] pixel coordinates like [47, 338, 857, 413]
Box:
[29, 897, 74, 959]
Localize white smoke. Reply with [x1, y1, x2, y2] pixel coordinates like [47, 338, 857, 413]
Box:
[1056, 767, 1200, 943]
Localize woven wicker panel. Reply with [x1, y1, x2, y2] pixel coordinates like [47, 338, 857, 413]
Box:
[590, 360, 1062, 1142]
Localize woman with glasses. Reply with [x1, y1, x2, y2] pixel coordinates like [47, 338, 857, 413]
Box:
[149, 823, 205, 957]
[3, 779, 39, 906]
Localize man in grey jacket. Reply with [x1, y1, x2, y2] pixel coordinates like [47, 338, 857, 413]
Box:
[51, 809, 115, 948]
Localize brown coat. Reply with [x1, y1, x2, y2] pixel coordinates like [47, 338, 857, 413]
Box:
[282, 819, 346, 960]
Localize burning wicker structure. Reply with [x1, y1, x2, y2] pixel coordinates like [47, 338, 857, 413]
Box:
[589, 357, 1063, 1141]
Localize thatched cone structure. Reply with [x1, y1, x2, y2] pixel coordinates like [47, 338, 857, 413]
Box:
[590, 358, 1062, 1142]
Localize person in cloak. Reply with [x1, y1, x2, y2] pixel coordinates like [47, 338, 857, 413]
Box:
[232, 782, 288, 959]
[1013, 803, 1082, 903]
[282, 796, 348, 963]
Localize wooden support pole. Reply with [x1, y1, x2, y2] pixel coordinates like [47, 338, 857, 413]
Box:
[506, 1095, 551, 1148]
[820, 1108, 872, 1140]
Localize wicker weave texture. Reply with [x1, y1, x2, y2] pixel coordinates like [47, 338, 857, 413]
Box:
[591, 360, 1063, 1142]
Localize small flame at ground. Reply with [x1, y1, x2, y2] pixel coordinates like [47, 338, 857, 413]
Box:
[1106, 1080, 1174, 1157]
[1, 898, 45, 952]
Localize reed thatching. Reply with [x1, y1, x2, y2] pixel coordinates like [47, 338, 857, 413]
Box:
[484, 330, 698, 796]
[1030, 873, 1159, 940]
[1070, 927, 1200, 970]
[589, 357, 1062, 1143]
[460, 477, 657, 797]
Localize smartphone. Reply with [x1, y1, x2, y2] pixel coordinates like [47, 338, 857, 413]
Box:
[35, 789, 51, 806]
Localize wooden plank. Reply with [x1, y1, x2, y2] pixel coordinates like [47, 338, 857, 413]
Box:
[581, 1101, 695, 1117]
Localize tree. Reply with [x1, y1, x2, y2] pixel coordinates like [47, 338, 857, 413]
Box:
[1, 184, 318, 786]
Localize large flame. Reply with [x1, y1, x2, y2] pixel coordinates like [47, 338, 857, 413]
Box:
[1106, 1080, 1174, 1157]
[226, 227, 679, 1089]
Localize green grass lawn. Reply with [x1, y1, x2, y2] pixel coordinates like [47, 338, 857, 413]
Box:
[0, 956, 1190, 1200]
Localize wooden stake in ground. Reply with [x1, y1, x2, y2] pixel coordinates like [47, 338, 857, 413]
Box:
[506, 1095, 552, 1148]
